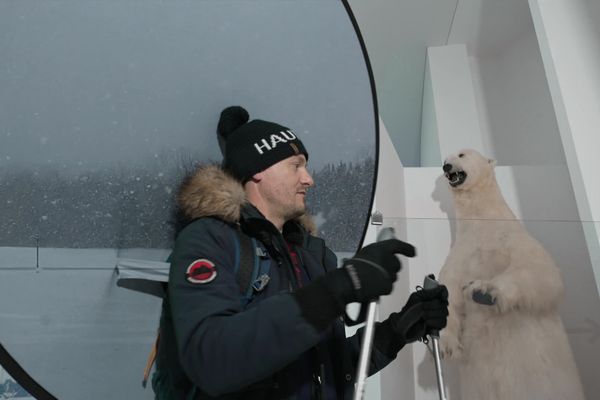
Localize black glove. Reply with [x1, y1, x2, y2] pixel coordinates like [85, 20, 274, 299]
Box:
[292, 239, 416, 331]
[326, 239, 416, 304]
[374, 285, 449, 357]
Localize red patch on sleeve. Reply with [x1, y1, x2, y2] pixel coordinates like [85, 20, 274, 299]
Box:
[185, 259, 217, 284]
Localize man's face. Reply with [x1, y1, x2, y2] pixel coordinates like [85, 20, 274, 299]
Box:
[256, 154, 314, 222]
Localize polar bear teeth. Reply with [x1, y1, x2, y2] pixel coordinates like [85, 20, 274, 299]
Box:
[446, 170, 467, 186]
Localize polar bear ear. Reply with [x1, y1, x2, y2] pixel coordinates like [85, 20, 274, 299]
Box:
[488, 158, 497, 168]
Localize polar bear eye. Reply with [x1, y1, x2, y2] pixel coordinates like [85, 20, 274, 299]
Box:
[459, 153, 465, 158]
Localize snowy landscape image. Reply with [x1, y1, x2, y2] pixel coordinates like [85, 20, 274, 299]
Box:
[0, 1, 379, 397]
[0, 154, 374, 253]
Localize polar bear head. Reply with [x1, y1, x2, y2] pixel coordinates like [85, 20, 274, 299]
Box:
[442, 149, 497, 191]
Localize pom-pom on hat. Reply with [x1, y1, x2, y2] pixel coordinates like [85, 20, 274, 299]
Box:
[217, 106, 309, 183]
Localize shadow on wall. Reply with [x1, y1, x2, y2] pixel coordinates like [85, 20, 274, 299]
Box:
[415, 345, 461, 400]
[419, 173, 461, 399]
[431, 173, 456, 246]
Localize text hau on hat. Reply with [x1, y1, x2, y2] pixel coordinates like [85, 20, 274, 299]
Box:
[254, 130, 299, 155]
[217, 106, 309, 183]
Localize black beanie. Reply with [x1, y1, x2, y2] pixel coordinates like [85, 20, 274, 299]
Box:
[217, 106, 309, 182]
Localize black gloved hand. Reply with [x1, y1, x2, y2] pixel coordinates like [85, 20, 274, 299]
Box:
[374, 285, 448, 358]
[292, 239, 415, 332]
[326, 239, 417, 304]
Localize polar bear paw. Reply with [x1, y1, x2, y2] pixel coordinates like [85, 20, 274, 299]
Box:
[439, 330, 463, 360]
[463, 279, 518, 314]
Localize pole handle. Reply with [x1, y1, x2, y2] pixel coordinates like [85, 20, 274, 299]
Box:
[423, 273, 447, 400]
[423, 274, 440, 337]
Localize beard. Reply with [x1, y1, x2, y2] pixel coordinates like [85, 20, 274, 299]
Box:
[284, 206, 305, 222]
[282, 198, 307, 223]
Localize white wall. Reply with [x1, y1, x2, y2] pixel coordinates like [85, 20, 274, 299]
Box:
[419, 59, 441, 167]
[370, 118, 417, 400]
[421, 44, 485, 165]
[528, 0, 600, 299]
[421, 31, 565, 168]
[585, 0, 600, 43]
[468, 29, 565, 166]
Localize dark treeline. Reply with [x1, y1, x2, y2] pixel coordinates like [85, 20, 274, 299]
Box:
[0, 156, 374, 252]
[306, 159, 374, 252]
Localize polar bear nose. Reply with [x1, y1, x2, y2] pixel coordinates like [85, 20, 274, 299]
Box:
[443, 163, 453, 173]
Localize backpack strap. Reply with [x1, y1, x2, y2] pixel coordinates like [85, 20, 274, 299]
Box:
[233, 229, 271, 306]
[235, 230, 254, 293]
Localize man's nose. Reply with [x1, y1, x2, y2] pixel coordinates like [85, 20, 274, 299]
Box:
[302, 170, 314, 187]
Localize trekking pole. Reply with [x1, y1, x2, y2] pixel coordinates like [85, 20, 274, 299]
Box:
[423, 274, 447, 400]
[353, 227, 397, 400]
[353, 300, 378, 400]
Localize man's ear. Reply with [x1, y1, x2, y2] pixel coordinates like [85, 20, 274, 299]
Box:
[251, 171, 263, 182]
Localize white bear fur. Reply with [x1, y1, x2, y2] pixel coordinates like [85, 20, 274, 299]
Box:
[438, 149, 584, 400]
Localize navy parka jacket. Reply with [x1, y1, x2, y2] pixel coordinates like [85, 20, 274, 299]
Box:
[154, 165, 393, 399]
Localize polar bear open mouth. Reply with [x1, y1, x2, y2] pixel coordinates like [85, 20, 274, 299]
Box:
[446, 170, 467, 187]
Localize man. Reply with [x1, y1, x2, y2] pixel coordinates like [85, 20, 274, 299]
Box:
[154, 106, 448, 399]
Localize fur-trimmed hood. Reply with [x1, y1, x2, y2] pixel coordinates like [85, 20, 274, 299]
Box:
[176, 164, 317, 235]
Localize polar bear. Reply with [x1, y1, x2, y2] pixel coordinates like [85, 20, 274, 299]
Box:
[438, 149, 584, 400]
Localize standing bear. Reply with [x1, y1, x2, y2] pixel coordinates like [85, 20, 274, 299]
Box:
[438, 149, 584, 400]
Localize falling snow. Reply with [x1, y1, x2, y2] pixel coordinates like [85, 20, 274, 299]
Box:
[0, 157, 374, 252]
